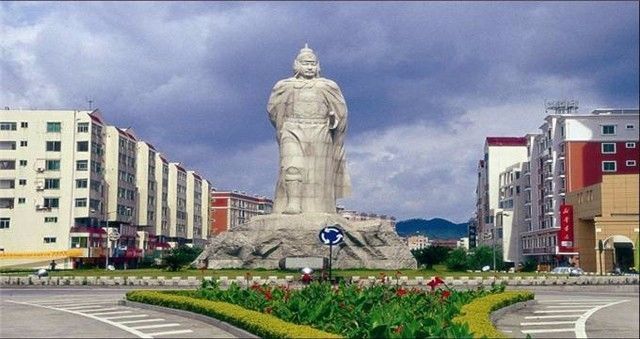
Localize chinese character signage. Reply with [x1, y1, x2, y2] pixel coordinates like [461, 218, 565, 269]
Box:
[558, 204, 574, 252]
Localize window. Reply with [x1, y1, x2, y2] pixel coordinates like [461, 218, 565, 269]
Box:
[601, 125, 616, 135]
[20, 141, 27, 147]
[0, 198, 14, 209]
[77, 141, 89, 152]
[46, 141, 61, 152]
[602, 161, 617, 172]
[0, 179, 14, 189]
[18, 198, 25, 204]
[76, 160, 88, 171]
[21, 122, 28, 128]
[0, 218, 9, 229]
[627, 124, 635, 129]
[0, 122, 16, 131]
[626, 142, 636, 148]
[43, 198, 59, 208]
[71, 237, 88, 248]
[19, 160, 27, 166]
[43, 237, 57, 243]
[46, 160, 60, 171]
[0, 160, 15, 170]
[44, 178, 60, 189]
[75, 198, 87, 207]
[627, 160, 637, 167]
[601, 143, 616, 154]
[76, 179, 88, 188]
[77, 122, 89, 133]
[44, 217, 58, 223]
[46, 122, 61, 132]
[0, 141, 16, 150]
[18, 179, 26, 185]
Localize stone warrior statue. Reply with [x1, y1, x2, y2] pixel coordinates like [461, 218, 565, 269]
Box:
[267, 44, 351, 214]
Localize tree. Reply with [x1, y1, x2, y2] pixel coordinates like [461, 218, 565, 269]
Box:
[446, 247, 468, 271]
[163, 245, 203, 271]
[466, 245, 506, 271]
[412, 246, 450, 269]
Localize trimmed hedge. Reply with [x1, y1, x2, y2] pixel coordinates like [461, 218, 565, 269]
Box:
[452, 290, 534, 338]
[126, 290, 341, 339]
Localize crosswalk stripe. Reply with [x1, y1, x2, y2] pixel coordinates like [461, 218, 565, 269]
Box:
[88, 310, 133, 316]
[145, 329, 194, 336]
[520, 321, 576, 326]
[521, 328, 575, 334]
[537, 299, 611, 303]
[525, 315, 583, 319]
[130, 323, 181, 330]
[118, 319, 166, 325]
[103, 314, 149, 320]
[534, 309, 591, 313]
[547, 305, 602, 308]
[63, 305, 111, 311]
[35, 300, 116, 306]
[82, 308, 123, 313]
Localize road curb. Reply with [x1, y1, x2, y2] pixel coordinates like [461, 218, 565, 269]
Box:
[490, 299, 537, 325]
[121, 299, 259, 338]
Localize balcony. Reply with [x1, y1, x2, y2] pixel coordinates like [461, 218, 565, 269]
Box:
[545, 210, 555, 216]
[544, 175, 554, 181]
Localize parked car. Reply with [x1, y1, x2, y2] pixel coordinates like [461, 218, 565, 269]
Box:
[551, 266, 583, 276]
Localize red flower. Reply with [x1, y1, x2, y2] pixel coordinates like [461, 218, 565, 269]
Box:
[393, 325, 404, 334]
[434, 276, 445, 285]
[263, 290, 272, 301]
[440, 290, 451, 300]
[427, 276, 445, 291]
[396, 287, 408, 297]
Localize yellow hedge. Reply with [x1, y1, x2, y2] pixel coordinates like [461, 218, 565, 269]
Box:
[452, 291, 534, 339]
[126, 290, 342, 339]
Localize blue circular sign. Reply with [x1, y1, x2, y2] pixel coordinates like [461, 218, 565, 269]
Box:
[319, 226, 344, 246]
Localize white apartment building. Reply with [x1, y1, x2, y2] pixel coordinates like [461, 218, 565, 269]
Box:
[0, 108, 215, 268]
[406, 235, 430, 251]
[0, 109, 108, 268]
[201, 179, 212, 241]
[476, 137, 528, 265]
[496, 162, 527, 264]
[186, 171, 206, 247]
[167, 162, 188, 245]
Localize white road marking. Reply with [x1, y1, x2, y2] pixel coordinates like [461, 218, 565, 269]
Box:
[547, 305, 606, 308]
[5, 300, 152, 338]
[525, 315, 583, 319]
[522, 328, 575, 334]
[537, 299, 612, 303]
[521, 321, 576, 326]
[130, 323, 180, 330]
[63, 305, 112, 311]
[82, 307, 124, 313]
[88, 310, 133, 316]
[118, 319, 166, 325]
[40, 301, 116, 307]
[145, 329, 194, 336]
[534, 309, 592, 313]
[575, 300, 629, 338]
[103, 314, 149, 320]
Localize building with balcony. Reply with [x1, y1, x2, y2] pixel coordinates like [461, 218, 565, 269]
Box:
[210, 191, 273, 234]
[406, 235, 429, 251]
[0, 108, 215, 269]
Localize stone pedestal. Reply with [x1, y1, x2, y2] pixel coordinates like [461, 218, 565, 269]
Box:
[197, 213, 417, 269]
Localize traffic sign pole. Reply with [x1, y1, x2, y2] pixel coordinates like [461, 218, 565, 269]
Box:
[329, 243, 333, 282]
[318, 225, 344, 283]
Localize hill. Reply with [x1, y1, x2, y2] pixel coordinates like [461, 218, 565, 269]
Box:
[395, 218, 468, 239]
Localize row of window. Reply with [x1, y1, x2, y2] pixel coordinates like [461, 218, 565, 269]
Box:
[602, 160, 636, 172]
[601, 142, 636, 154]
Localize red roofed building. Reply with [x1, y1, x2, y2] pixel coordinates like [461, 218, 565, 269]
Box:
[211, 191, 273, 234]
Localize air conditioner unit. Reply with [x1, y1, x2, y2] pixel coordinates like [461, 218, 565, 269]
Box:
[35, 184, 44, 190]
[35, 204, 43, 210]
[36, 167, 45, 173]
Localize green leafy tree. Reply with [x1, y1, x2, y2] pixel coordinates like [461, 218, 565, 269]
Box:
[163, 245, 203, 271]
[520, 258, 538, 272]
[412, 246, 451, 269]
[446, 248, 468, 271]
[466, 245, 506, 271]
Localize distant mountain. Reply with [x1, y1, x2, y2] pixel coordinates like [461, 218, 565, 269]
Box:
[395, 218, 468, 239]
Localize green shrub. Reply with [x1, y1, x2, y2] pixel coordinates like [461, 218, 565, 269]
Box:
[162, 245, 203, 271]
[520, 258, 537, 272]
[446, 248, 468, 271]
[126, 290, 340, 339]
[453, 291, 534, 338]
[412, 246, 451, 269]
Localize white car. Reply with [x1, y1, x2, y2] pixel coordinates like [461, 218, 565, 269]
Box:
[551, 266, 583, 276]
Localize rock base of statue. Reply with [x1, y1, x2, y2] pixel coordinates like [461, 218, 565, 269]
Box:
[196, 213, 417, 269]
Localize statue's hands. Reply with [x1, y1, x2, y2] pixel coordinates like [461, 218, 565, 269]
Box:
[328, 111, 339, 130]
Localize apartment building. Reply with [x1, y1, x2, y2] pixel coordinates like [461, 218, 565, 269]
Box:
[0, 109, 108, 268]
[211, 191, 273, 234]
[337, 207, 397, 226]
[0, 108, 214, 268]
[167, 163, 188, 245]
[406, 235, 429, 251]
[477, 106, 639, 269]
[475, 137, 528, 266]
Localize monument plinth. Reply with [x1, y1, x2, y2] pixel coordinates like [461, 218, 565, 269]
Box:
[197, 44, 417, 269]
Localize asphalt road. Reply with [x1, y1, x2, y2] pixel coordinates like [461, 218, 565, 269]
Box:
[0, 288, 237, 338]
[497, 287, 639, 338]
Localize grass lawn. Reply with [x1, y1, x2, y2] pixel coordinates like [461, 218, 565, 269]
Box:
[1, 265, 545, 278]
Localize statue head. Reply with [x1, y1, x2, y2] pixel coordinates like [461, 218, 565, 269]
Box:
[293, 43, 320, 79]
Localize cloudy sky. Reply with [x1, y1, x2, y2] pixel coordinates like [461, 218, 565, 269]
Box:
[2, 2, 638, 222]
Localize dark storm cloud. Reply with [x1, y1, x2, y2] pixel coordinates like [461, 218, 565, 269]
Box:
[1, 1, 638, 221]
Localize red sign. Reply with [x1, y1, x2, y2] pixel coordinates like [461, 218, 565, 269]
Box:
[558, 204, 574, 252]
